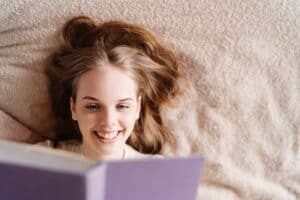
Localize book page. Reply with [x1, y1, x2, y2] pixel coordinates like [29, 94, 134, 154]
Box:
[0, 140, 93, 173]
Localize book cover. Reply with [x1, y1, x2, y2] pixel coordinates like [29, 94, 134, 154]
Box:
[0, 141, 203, 200]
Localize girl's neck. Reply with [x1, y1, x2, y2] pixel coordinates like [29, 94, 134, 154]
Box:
[81, 144, 125, 161]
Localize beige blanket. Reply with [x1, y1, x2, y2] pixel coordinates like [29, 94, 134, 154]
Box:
[0, 0, 299, 199]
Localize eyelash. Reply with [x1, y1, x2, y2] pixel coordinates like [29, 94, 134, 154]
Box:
[117, 104, 130, 110]
[84, 104, 130, 111]
[85, 104, 99, 111]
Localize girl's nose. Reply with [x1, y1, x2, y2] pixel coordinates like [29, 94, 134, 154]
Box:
[99, 108, 117, 128]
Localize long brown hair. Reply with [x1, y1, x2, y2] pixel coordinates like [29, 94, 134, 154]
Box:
[46, 16, 186, 154]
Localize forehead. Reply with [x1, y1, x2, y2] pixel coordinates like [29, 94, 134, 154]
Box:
[75, 66, 137, 101]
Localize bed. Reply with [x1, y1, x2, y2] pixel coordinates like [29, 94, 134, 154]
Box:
[0, 0, 299, 199]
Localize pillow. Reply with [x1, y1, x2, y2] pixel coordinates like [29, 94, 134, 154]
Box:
[0, 0, 200, 151]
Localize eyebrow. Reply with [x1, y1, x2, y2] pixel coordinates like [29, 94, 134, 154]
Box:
[82, 96, 134, 102]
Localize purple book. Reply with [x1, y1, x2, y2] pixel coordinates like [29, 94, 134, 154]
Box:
[0, 141, 203, 200]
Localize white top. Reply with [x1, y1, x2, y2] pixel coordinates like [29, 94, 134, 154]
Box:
[37, 139, 163, 160]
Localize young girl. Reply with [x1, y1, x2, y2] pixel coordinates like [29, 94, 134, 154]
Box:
[42, 16, 186, 161]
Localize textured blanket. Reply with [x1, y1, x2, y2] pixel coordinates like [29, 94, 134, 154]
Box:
[0, 0, 299, 199]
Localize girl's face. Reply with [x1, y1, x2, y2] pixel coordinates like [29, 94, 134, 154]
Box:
[70, 65, 141, 160]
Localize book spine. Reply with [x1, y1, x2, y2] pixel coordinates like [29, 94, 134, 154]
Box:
[85, 164, 107, 200]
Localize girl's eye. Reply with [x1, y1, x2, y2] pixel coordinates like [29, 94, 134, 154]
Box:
[117, 104, 130, 110]
[85, 104, 99, 111]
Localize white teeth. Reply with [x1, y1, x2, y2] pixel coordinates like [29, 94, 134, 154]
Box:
[95, 131, 119, 139]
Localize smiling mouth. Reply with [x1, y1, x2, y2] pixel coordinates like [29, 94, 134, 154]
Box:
[93, 131, 121, 143]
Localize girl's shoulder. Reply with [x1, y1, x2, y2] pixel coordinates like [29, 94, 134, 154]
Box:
[36, 140, 164, 159]
[35, 139, 81, 155]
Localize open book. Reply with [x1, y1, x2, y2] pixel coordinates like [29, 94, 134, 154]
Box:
[0, 140, 203, 200]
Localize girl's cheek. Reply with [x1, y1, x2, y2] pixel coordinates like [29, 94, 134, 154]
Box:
[78, 112, 99, 126]
[121, 115, 137, 127]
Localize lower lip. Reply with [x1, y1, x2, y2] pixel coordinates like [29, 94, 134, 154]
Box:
[93, 131, 120, 144]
